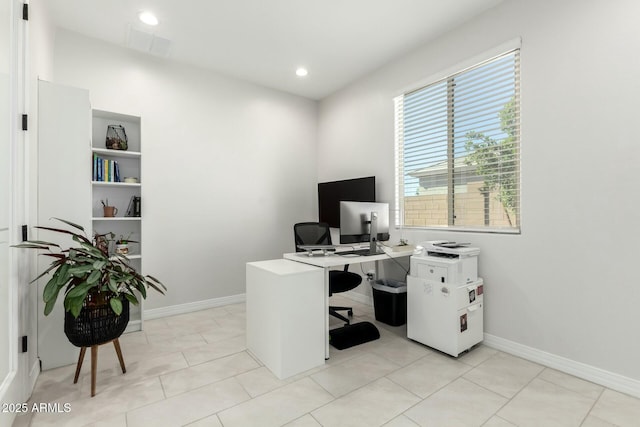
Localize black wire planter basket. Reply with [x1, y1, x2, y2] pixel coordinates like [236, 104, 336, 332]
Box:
[64, 292, 130, 347]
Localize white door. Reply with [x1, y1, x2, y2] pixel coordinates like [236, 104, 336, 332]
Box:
[0, 73, 11, 409]
[0, 0, 14, 420]
[0, 2, 24, 423]
[37, 81, 91, 369]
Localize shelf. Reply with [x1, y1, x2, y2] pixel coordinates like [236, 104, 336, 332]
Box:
[92, 147, 141, 159]
[93, 109, 140, 122]
[92, 217, 141, 221]
[109, 254, 141, 261]
[92, 181, 141, 187]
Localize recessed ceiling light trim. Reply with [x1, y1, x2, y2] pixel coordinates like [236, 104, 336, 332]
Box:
[139, 11, 159, 26]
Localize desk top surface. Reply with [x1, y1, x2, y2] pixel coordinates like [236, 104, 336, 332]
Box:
[283, 247, 414, 268]
[247, 258, 324, 275]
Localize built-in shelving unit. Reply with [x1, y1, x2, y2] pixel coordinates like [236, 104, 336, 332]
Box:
[91, 182, 142, 188]
[91, 109, 143, 331]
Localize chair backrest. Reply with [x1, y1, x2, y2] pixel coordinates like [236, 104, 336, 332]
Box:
[294, 222, 332, 252]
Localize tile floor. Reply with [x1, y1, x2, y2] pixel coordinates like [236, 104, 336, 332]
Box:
[12, 296, 640, 427]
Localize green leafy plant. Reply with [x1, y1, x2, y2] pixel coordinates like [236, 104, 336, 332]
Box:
[115, 232, 134, 245]
[14, 218, 166, 318]
[464, 96, 518, 226]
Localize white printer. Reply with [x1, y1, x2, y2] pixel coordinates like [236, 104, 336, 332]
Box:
[410, 240, 479, 285]
[407, 241, 484, 357]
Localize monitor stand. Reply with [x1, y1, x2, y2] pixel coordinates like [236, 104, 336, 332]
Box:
[369, 211, 379, 255]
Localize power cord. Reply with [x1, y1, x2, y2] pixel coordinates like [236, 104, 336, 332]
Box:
[347, 241, 410, 281]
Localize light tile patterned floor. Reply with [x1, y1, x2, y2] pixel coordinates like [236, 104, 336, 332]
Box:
[13, 296, 640, 427]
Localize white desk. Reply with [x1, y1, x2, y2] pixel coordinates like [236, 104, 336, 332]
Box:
[284, 247, 413, 269]
[283, 247, 414, 358]
[246, 259, 325, 379]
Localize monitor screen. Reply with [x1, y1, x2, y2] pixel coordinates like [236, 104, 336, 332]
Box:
[318, 176, 375, 228]
[339, 201, 390, 244]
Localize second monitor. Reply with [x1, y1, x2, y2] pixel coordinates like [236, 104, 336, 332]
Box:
[339, 202, 390, 254]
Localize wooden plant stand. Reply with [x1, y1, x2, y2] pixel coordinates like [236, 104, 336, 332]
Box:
[73, 338, 126, 397]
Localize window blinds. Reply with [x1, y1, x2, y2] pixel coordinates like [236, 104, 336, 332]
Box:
[394, 49, 520, 231]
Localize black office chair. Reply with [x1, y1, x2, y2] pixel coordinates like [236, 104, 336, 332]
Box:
[294, 222, 362, 325]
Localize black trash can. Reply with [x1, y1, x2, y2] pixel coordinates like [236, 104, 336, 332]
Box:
[371, 279, 407, 326]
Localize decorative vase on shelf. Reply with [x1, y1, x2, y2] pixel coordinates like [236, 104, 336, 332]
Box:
[105, 124, 128, 151]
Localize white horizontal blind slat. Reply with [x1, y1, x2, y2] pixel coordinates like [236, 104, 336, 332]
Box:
[394, 49, 520, 232]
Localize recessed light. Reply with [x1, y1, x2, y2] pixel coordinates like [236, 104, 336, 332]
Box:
[296, 67, 308, 77]
[139, 11, 159, 26]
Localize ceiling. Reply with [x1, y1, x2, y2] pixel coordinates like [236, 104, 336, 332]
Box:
[44, 0, 504, 100]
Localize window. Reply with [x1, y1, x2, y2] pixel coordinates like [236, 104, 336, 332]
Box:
[394, 49, 520, 232]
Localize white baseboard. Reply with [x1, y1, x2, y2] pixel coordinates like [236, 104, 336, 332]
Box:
[144, 294, 246, 321]
[29, 359, 39, 392]
[124, 320, 141, 334]
[483, 333, 640, 399]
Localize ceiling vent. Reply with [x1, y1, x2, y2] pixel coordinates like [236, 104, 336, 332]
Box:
[127, 26, 171, 57]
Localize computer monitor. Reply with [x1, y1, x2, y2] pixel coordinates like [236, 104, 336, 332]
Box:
[318, 177, 376, 228]
[339, 202, 390, 250]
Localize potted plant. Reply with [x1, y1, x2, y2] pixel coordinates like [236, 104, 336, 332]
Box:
[14, 218, 166, 396]
[14, 217, 165, 327]
[115, 232, 134, 255]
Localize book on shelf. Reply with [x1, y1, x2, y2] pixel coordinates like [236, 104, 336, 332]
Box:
[92, 155, 121, 183]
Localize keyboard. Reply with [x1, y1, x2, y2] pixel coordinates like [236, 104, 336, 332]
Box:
[340, 249, 383, 256]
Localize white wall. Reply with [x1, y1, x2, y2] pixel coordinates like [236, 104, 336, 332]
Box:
[318, 0, 640, 386]
[52, 30, 318, 310]
[30, 0, 55, 82]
